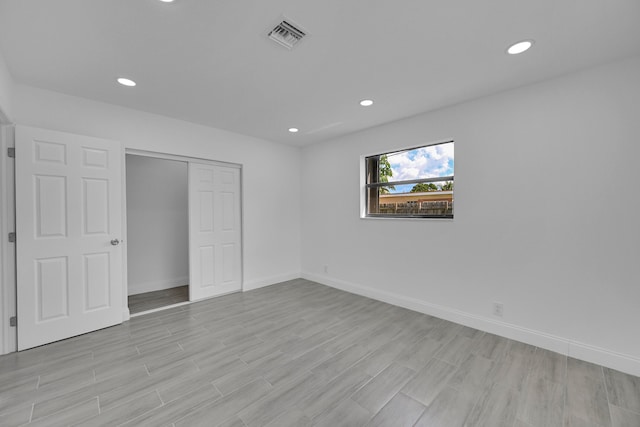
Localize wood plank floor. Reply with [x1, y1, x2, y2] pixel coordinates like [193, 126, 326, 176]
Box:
[128, 286, 189, 315]
[1, 279, 639, 426]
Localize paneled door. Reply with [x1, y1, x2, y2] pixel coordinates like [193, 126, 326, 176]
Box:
[15, 126, 123, 350]
[189, 162, 241, 300]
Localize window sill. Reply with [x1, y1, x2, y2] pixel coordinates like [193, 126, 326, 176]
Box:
[361, 215, 453, 221]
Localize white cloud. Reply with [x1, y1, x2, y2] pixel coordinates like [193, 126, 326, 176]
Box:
[386, 143, 454, 183]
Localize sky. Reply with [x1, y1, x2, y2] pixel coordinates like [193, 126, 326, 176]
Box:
[385, 142, 454, 193]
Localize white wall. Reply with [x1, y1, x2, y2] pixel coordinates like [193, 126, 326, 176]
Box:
[0, 49, 12, 120]
[13, 84, 302, 292]
[126, 155, 189, 296]
[301, 56, 640, 376]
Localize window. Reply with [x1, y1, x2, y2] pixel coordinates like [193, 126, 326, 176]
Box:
[364, 141, 454, 218]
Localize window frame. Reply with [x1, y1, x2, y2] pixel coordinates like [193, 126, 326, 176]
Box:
[362, 140, 454, 220]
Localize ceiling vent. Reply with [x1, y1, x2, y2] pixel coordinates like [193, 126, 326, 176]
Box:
[268, 20, 306, 50]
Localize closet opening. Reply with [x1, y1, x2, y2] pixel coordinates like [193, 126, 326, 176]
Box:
[125, 154, 189, 314]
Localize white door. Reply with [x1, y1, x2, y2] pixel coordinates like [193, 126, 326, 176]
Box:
[189, 162, 241, 300]
[16, 126, 123, 350]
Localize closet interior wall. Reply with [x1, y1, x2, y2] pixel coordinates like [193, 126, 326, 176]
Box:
[125, 154, 189, 296]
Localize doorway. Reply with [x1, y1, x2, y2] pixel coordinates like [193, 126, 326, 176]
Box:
[125, 154, 189, 314]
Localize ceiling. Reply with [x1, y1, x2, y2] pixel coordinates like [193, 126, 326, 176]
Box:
[1, 0, 639, 146]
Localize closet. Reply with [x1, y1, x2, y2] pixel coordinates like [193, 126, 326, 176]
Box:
[126, 151, 242, 315]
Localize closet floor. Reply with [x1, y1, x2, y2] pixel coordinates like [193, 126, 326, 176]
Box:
[128, 285, 189, 314]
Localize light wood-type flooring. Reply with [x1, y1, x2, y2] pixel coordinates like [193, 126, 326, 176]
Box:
[1, 279, 639, 426]
[128, 286, 189, 315]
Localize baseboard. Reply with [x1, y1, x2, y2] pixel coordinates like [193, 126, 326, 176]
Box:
[243, 271, 301, 292]
[128, 277, 188, 296]
[302, 272, 640, 377]
[568, 341, 640, 378]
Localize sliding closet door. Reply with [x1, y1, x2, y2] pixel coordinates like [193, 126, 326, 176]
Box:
[188, 162, 241, 300]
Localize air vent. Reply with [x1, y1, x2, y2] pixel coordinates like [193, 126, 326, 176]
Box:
[268, 20, 306, 50]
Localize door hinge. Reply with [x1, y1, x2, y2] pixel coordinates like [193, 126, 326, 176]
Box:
[9, 316, 17, 327]
[8, 232, 15, 243]
[7, 147, 15, 158]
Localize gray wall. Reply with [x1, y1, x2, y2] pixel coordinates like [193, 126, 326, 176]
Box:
[126, 154, 188, 295]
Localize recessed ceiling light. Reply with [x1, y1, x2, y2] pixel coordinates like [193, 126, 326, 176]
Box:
[159, 0, 175, 3]
[288, 127, 299, 133]
[117, 77, 136, 87]
[507, 40, 534, 55]
[360, 99, 374, 107]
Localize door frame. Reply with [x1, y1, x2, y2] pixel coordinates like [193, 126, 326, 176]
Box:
[4, 124, 128, 353]
[0, 115, 16, 355]
[123, 149, 244, 319]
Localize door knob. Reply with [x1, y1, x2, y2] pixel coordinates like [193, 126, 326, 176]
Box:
[110, 239, 120, 246]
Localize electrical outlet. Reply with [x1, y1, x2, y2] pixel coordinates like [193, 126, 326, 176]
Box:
[493, 302, 504, 317]
[323, 265, 328, 274]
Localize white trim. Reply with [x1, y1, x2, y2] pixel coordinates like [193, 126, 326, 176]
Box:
[380, 191, 453, 198]
[0, 124, 16, 355]
[190, 289, 241, 302]
[121, 145, 129, 322]
[301, 271, 640, 377]
[568, 342, 640, 378]
[0, 125, 6, 355]
[360, 216, 454, 222]
[126, 149, 241, 169]
[128, 277, 189, 296]
[243, 271, 301, 292]
[239, 166, 244, 294]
